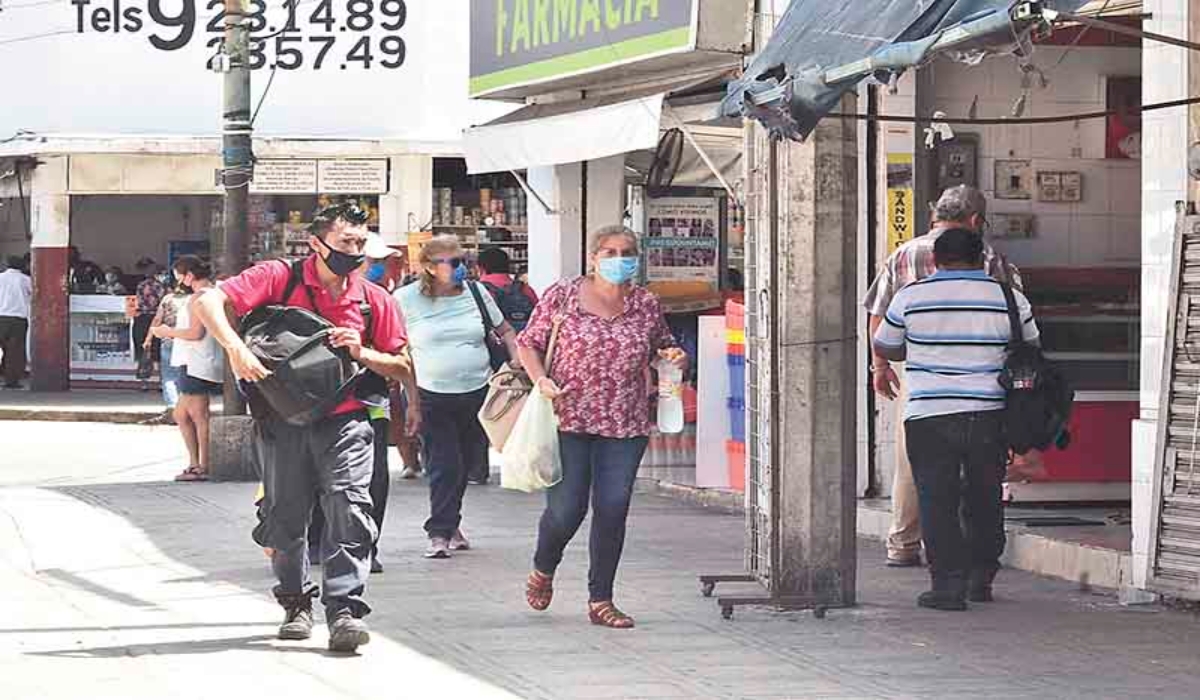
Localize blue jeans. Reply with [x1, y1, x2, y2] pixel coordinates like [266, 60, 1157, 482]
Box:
[534, 432, 648, 602]
[159, 342, 181, 409]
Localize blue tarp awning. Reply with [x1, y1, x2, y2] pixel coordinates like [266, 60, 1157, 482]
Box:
[721, 0, 1091, 140]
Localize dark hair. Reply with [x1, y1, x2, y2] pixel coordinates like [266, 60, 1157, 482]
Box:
[477, 247, 511, 275]
[310, 201, 370, 240]
[5, 256, 23, 271]
[933, 228, 985, 268]
[173, 255, 213, 280]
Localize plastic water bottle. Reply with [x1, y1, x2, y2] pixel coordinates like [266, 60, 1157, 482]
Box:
[657, 360, 684, 434]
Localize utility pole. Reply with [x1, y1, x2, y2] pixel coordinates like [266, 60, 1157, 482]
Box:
[220, 0, 252, 415]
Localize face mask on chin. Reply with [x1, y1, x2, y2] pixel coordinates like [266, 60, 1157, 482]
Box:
[318, 239, 366, 277]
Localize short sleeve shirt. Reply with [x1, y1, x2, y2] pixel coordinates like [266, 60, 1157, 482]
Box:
[874, 270, 1040, 422]
[394, 281, 504, 395]
[136, 278, 166, 316]
[863, 228, 1023, 317]
[517, 277, 676, 439]
[220, 256, 407, 415]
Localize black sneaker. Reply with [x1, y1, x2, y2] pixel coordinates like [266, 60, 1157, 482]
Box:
[328, 610, 371, 653]
[370, 555, 383, 574]
[278, 605, 314, 640]
[968, 567, 998, 603]
[917, 589, 968, 611]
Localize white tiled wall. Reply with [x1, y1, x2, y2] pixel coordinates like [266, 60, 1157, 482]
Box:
[1134, 0, 1190, 595]
[922, 47, 1142, 270]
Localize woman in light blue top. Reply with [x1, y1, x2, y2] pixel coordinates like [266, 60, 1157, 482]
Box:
[395, 235, 520, 559]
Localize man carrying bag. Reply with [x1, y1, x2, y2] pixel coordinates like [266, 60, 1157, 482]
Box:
[195, 203, 409, 653]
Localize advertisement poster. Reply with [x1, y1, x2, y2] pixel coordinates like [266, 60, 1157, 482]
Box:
[645, 197, 720, 284]
[886, 153, 914, 253]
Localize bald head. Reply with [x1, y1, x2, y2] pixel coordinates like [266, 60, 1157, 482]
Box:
[933, 185, 988, 232]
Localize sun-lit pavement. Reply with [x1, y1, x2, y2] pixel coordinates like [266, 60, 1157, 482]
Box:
[2, 421, 1199, 700]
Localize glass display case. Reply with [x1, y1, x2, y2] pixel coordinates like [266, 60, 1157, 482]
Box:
[70, 295, 134, 382]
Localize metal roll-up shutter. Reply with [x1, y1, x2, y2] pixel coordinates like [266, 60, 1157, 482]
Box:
[1150, 213, 1200, 598]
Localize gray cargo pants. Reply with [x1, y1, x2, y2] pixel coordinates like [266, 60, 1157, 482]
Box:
[256, 411, 377, 619]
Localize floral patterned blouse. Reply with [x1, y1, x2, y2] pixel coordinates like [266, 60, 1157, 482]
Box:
[518, 277, 676, 439]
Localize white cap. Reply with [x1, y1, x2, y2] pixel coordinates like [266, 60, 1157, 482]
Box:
[364, 233, 399, 260]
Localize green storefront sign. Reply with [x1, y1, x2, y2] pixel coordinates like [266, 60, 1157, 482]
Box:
[470, 0, 698, 97]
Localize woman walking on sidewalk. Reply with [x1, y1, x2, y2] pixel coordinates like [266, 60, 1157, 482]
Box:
[152, 256, 224, 482]
[395, 236, 520, 559]
[517, 225, 687, 629]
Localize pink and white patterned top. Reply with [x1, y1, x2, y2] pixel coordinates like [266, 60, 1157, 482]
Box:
[518, 277, 676, 439]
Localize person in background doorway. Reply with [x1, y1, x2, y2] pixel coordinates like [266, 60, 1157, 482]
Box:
[68, 247, 104, 294]
[145, 279, 190, 422]
[517, 225, 687, 630]
[862, 185, 1021, 569]
[873, 228, 1040, 610]
[0, 256, 32, 389]
[152, 256, 224, 482]
[98, 266, 128, 296]
[395, 235, 520, 559]
[472, 247, 538, 485]
[132, 258, 166, 392]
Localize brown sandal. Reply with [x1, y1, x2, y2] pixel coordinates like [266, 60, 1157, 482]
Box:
[588, 601, 635, 629]
[525, 570, 554, 611]
[174, 465, 209, 482]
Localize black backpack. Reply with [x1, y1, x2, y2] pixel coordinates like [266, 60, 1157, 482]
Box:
[481, 279, 536, 332]
[239, 260, 375, 426]
[998, 283, 1074, 455]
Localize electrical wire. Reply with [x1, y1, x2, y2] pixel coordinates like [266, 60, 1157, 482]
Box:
[829, 95, 1200, 126]
[250, 64, 278, 126]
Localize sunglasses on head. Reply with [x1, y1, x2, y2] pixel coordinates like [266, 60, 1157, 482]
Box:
[433, 257, 464, 267]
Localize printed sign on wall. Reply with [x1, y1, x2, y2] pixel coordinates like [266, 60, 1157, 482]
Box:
[644, 196, 720, 284]
[886, 153, 914, 253]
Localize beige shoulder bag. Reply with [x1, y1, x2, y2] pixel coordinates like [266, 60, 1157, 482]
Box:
[478, 314, 563, 453]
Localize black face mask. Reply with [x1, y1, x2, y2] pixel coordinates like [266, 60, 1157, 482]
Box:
[318, 239, 365, 277]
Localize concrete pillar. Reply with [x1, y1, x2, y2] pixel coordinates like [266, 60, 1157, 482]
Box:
[1131, 0, 1190, 592]
[526, 156, 626, 293]
[769, 97, 860, 604]
[380, 155, 433, 245]
[526, 163, 584, 293]
[29, 156, 70, 392]
[870, 74, 920, 500]
[585, 154, 626, 234]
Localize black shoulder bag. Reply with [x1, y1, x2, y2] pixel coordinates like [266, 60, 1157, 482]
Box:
[998, 283, 1074, 455]
[467, 281, 510, 373]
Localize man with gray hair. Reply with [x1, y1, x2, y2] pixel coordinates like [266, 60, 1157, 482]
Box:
[862, 185, 1021, 568]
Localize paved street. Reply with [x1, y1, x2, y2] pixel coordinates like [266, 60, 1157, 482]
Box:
[1, 421, 1199, 700]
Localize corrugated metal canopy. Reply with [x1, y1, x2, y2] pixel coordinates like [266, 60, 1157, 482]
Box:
[721, 0, 1091, 141]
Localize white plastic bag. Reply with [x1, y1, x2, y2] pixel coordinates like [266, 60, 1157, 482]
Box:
[500, 391, 562, 493]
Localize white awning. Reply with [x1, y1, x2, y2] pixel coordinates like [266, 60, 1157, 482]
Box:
[463, 94, 665, 174]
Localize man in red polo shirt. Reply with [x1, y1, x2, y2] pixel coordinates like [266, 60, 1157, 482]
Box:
[195, 203, 408, 654]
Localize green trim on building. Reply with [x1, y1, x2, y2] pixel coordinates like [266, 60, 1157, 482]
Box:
[469, 27, 692, 97]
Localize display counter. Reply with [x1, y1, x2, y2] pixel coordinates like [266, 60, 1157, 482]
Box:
[70, 294, 135, 383]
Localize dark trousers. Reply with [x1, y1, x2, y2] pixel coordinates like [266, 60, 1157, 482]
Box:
[534, 433, 648, 602]
[256, 412, 377, 618]
[310, 417, 391, 559]
[0, 316, 28, 386]
[131, 314, 159, 365]
[905, 411, 1008, 578]
[420, 387, 489, 539]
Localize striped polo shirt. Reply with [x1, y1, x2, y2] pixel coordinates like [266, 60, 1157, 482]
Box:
[874, 269, 1039, 422]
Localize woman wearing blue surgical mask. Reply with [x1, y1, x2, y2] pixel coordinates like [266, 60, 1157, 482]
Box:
[394, 235, 520, 559]
[516, 225, 687, 629]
